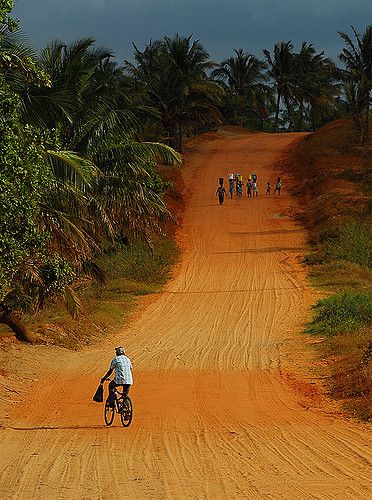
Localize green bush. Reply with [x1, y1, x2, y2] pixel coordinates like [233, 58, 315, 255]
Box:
[307, 291, 372, 336]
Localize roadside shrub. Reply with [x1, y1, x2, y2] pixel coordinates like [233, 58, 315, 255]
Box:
[307, 291, 372, 336]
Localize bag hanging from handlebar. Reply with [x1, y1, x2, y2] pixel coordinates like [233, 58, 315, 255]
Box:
[93, 383, 103, 402]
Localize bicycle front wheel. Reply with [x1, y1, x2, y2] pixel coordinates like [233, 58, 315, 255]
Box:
[104, 403, 115, 426]
[120, 397, 132, 427]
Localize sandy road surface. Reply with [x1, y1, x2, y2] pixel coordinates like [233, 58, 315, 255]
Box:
[0, 130, 371, 499]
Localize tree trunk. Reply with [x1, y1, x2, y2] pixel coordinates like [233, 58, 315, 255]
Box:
[299, 99, 304, 132]
[0, 305, 32, 342]
[363, 91, 370, 143]
[284, 95, 294, 131]
[310, 106, 316, 131]
[164, 116, 183, 152]
[274, 92, 281, 132]
[176, 126, 183, 153]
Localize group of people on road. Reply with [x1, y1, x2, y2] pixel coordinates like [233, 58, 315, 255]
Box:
[216, 174, 282, 205]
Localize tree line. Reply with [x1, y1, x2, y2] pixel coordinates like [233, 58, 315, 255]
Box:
[0, 0, 371, 339]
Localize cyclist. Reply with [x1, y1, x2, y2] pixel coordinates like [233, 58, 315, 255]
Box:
[101, 346, 133, 407]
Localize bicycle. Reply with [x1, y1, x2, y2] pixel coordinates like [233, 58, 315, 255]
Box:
[103, 380, 133, 427]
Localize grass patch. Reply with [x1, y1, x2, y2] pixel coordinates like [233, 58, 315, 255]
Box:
[307, 291, 372, 337]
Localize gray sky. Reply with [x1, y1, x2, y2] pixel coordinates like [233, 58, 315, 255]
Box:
[13, 0, 372, 64]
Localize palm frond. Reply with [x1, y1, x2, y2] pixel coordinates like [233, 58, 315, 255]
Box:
[63, 285, 82, 318]
[46, 150, 101, 191]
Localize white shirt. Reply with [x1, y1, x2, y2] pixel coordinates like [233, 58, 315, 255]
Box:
[110, 354, 133, 385]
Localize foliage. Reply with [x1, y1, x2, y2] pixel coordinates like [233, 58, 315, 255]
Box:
[96, 239, 180, 284]
[307, 291, 372, 336]
[0, 1, 16, 29]
[0, 87, 49, 300]
[124, 34, 224, 151]
[339, 25, 372, 143]
[212, 49, 272, 130]
[0, 21, 181, 338]
[263, 41, 339, 131]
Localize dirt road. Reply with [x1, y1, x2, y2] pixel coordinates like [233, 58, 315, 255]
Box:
[1, 130, 371, 499]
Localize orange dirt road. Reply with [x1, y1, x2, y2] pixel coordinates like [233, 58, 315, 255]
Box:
[1, 130, 371, 499]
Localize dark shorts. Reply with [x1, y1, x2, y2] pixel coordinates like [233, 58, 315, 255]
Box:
[107, 381, 131, 404]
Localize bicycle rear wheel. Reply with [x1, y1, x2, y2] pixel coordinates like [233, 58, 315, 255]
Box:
[120, 397, 132, 427]
[104, 403, 115, 426]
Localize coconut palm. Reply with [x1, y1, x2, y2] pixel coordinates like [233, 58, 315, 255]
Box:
[263, 41, 296, 131]
[212, 50, 265, 95]
[339, 25, 372, 142]
[212, 49, 270, 128]
[29, 38, 181, 246]
[292, 43, 339, 131]
[125, 34, 224, 151]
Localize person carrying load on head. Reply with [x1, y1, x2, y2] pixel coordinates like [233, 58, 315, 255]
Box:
[247, 179, 253, 197]
[229, 177, 234, 198]
[216, 183, 227, 205]
[237, 180, 243, 197]
[235, 174, 240, 195]
[252, 180, 258, 197]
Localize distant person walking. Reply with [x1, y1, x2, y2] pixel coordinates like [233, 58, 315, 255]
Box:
[237, 180, 243, 197]
[216, 184, 227, 205]
[266, 181, 271, 195]
[235, 175, 240, 196]
[247, 180, 253, 198]
[273, 177, 282, 195]
[229, 178, 234, 199]
[252, 181, 258, 197]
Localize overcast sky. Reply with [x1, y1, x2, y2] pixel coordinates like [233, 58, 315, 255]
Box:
[13, 0, 372, 64]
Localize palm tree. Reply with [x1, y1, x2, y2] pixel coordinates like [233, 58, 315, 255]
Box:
[292, 43, 339, 131]
[339, 25, 372, 142]
[212, 49, 269, 128]
[30, 38, 181, 244]
[250, 83, 275, 131]
[263, 41, 296, 131]
[125, 34, 223, 151]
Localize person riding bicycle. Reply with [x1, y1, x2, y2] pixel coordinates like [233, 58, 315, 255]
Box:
[101, 346, 133, 407]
